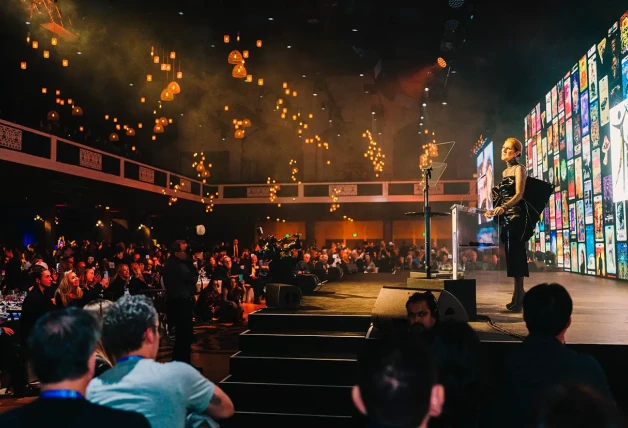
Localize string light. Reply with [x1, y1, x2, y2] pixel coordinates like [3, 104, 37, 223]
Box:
[362, 130, 386, 178]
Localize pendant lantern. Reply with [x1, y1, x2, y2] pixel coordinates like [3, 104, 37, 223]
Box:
[177, 71, 183, 79]
[235, 129, 245, 138]
[126, 128, 136, 137]
[153, 124, 164, 134]
[47, 111, 59, 121]
[232, 64, 247, 78]
[71, 106, 83, 116]
[109, 133, 119, 142]
[243, 119, 251, 127]
[159, 117, 168, 126]
[160, 88, 174, 101]
[168, 81, 181, 94]
[242, 50, 249, 58]
[43, 50, 50, 58]
[256, 40, 262, 47]
[228, 50, 244, 64]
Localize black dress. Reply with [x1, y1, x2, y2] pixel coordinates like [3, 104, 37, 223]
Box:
[492, 176, 532, 278]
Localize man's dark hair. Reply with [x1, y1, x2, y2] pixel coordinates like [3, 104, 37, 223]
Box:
[406, 291, 440, 322]
[28, 307, 100, 384]
[29, 265, 47, 284]
[171, 240, 186, 253]
[358, 340, 437, 427]
[534, 382, 623, 428]
[102, 295, 158, 360]
[523, 283, 572, 336]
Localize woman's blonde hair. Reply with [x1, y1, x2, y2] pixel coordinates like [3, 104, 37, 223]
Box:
[84, 299, 114, 368]
[505, 137, 523, 158]
[55, 271, 84, 307]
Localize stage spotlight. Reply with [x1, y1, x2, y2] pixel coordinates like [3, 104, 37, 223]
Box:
[437, 57, 447, 68]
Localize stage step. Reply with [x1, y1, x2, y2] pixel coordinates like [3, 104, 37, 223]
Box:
[219, 375, 354, 416]
[229, 351, 358, 385]
[248, 310, 372, 332]
[222, 411, 353, 428]
[238, 330, 367, 355]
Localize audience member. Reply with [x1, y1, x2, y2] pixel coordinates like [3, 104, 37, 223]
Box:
[83, 299, 114, 376]
[406, 291, 439, 343]
[500, 283, 614, 427]
[20, 266, 55, 343]
[0, 308, 150, 427]
[87, 295, 234, 428]
[352, 340, 444, 428]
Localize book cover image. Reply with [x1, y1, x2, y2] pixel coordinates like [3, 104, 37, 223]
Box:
[617, 242, 628, 280]
[586, 225, 595, 273]
[606, 225, 617, 275]
[571, 242, 579, 273]
[594, 195, 604, 241]
[596, 243, 605, 276]
[564, 230, 571, 270]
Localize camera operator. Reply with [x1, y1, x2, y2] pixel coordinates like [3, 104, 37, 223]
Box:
[162, 240, 198, 364]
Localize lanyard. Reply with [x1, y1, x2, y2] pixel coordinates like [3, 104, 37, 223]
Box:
[117, 355, 144, 364]
[40, 390, 84, 399]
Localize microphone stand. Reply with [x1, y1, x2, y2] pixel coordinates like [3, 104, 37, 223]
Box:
[422, 167, 433, 279]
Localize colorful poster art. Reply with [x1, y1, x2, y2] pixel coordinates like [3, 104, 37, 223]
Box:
[563, 231, 571, 269]
[554, 156, 561, 188]
[590, 100, 600, 147]
[540, 231, 546, 252]
[556, 192, 563, 230]
[564, 71, 573, 119]
[606, 225, 617, 275]
[571, 241, 578, 273]
[575, 157, 584, 198]
[602, 132, 611, 168]
[592, 148, 602, 194]
[527, 141, 534, 170]
[583, 135, 592, 181]
[569, 202, 577, 235]
[551, 230, 558, 255]
[559, 112, 566, 151]
[584, 180, 593, 224]
[557, 232, 564, 267]
[599, 76, 610, 126]
[568, 159, 575, 199]
[572, 69, 580, 113]
[558, 78, 565, 113]
[574, 110, 582, 154]
[588, 55, 599, 102]
[599, 37, 607, 64]
[577, 199, 586, 242]
[586, 225, 595, 273]
[610, 99, 628, 202]
[546, 91, 553, 123]
[579, 55, 588, 92]
[549, 193, 556, 229]
[622, 56, 628, 99]
[618, 242, 628, 279]
[536, 103, 542, 132]
[553, 120, 559, 153]
[611, 35, 621, 81]
[578, 243, 587, 273]
[617, 201, 627, 241]
[622, 12, 628, 54]
[552, 86, 558, 119]
[594, 195, 603, 240]
[603, 175, 615, 222]
[542, 137, 548, 172]
[581, 91, 590, 136]
[562, 190, 569, 223]
[566, 117, 574, 159]
[596, 243, 605, 276]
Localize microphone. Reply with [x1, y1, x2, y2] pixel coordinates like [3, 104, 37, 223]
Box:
[458, 174, 487, 208]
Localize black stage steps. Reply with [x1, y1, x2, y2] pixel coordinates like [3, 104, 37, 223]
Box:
[220, 310, 370, 427]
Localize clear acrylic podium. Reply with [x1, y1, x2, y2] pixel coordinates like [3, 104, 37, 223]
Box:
[451, 204, 505, 284]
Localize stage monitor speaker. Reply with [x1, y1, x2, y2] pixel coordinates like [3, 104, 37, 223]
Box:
[266, 283, 302, 309]
[345, 263, 358, 274]
[372, 286, 469, 328]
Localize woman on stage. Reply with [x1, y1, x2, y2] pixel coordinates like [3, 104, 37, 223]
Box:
[486, 138, 531, 312]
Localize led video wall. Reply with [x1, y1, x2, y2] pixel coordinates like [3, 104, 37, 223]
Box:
[474, 138, 498, 244]
[524, 11, 628, 279]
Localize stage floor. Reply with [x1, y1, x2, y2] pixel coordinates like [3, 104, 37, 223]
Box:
[300, 271, 628, 344]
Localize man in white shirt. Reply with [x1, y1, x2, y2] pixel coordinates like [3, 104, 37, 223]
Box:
[87, 295, 234, 428]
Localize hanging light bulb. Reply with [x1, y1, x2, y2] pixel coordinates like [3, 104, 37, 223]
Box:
[160, 88, 174, 101]
[258, 78, 264, 86]
[169, 81, 181, 94]
[170, 51, 176, 59]
[62, 59, 68, 67]
[177, 71, 183, 79]
[42, 87, 47, 94]
[243, 50, 249, 58]
[147, 74, 152, 82]
[141, 97, 146, 103]
[32, 41, 38, 49]
[51, 37, 58, 46]
[224, 35, 230, 43]
[43, 50, 49, 58]
[138, 123, 143, 129]
[256, 40, 262, 47]
[245, 74, 252, 82]
[153, 56, 160, 63]
[20, 62, 27, 69]
[152, 135, 157, 141]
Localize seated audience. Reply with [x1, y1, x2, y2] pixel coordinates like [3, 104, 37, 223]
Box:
[352, 340, 444, 428]
[500, 283, 614, 427]
[0, 308, 150, 427]
[87, 295, 234, 428]
[20, 266, 55, 344]
[54, 271, 84, 307]
[80, 267, 109, 306]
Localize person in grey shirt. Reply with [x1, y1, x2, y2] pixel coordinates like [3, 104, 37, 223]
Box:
[87, 295, 234, 428]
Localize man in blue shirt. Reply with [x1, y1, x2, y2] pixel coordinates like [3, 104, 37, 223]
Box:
[0, 308, 149, 427]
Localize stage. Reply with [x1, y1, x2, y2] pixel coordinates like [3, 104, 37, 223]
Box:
[298, 271, 628, 344]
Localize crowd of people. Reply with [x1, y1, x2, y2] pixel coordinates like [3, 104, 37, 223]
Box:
[0, 238, 622, 427]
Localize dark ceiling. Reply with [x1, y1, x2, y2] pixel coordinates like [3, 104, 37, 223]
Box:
[0, 0, 626, 176]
